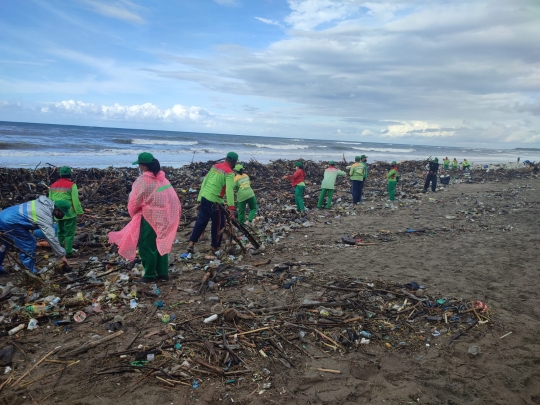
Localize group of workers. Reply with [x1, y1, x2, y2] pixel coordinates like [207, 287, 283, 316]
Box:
[442, 157, 471, 171]
[0, 150, 471, 282]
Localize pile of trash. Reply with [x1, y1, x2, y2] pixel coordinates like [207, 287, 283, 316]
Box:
[0, 254, 495, 392]
[2, 159, 536, 211]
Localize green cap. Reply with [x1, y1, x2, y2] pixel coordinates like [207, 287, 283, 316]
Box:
[226, 152, 238, 161]
[360, 155, 367, 159]
[294, 161, 303, 167]
[434, 157, 439, 163]
[328, 160, 335, 165]
[132, 152, 154, 165]
[234, 164, 243, 171]
[54, 200, 71, 215]
[355, 156, 361, 161]
[59, 166, 72, 176]
[391, 161, 397, 165]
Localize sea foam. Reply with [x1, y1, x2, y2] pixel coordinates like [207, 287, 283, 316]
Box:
[244, 143, 309, 150]
[132, 138, 198, 146]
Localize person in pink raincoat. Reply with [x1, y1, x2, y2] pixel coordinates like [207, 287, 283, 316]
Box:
[109, 152, 181, 282]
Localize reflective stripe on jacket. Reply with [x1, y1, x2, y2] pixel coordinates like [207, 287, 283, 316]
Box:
[10, 196, 66, 256]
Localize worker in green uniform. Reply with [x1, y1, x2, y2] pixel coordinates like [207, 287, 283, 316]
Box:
[443, 157, 450, 170]
[49, 166, 84, 258]
[452, 158, 459, 170]
[387, 161, 399, 201]
[317, 161, 346, 209]
[462, 159, 471, 171]
[234, 164, 258, 224]
[188, 152, 238, 254]
[350, 155, 368, 204]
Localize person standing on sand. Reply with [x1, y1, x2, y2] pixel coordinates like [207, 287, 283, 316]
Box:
[233, 164, 258, 225]
[49, 166, 84, 258]
[0, 197, 71, 275]
[443, 157, 450, 170]
[462, 159, 471, 171]
[387, 161, 399, 202]
[317, 161, 346, 209]
[283, 161, 306, 213]
[452, 158, 459, 171]
[423, 157, 439, 193]
[187, 152, 238, 255]
[109, 152, 181, 283]
[350, 155, 368, 204]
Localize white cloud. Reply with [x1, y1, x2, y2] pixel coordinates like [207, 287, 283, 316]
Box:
[285, 0, 358, 30]
[255, 17, 283, 27]
[284, 0, 404, 30]
[361, 129, 373, 136]
[0, 100, 21, 108]
[213, 0, 240, 7]
[79, 0, 146, 24]
[41, 100, 211, 123]
[382, 121, 456, 138]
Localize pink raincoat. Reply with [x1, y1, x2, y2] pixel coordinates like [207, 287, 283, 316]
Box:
[109, 171, 181, 261]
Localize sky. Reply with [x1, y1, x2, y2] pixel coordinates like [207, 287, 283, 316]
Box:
[0, 0, 539, 147]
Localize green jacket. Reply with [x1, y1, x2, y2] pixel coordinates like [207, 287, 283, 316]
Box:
[443, 159, 450, 169]
[321, 166, 346, 190]
[49, 178, 84, 220]
[452, 160, 458, 168]
[462, 161, 471, 168]
[387, 168, 399, 183]
[198, 162, 235, 208]
[234, 173, 255, 202]
[350, 162, 367, 181]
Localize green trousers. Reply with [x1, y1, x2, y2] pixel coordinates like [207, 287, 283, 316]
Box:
[138, 218, 168, 279]
[58, 217, 77, 256]
[237, 196, 258, 224]
[317, 188, 334, 208]
[294, 185, 305, 212]
[388, 181, 397, 201]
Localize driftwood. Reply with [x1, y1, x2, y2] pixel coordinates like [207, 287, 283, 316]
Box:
[61, 330, 124, 357]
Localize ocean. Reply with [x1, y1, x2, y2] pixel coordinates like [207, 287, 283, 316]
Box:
[0, 121, 537, 169]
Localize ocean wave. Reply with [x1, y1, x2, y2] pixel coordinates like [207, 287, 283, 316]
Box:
[189, 148, 225, 154]
[0, 142, 42, 150]
[335, 142, 362, 145]
[132, 138, 198, 146]
[244, 143, 309, 150]
[351, 147, 414, 153]
[0, 148, 191, 157]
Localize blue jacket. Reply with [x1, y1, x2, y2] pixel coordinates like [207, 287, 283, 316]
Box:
[0, 196, 65, 256]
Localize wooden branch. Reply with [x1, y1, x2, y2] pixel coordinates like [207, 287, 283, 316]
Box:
[11, 348, 59, 387]
[61, 330, 124, 357]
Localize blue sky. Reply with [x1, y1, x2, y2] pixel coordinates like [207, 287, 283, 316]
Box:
[1, 0, 539, 146]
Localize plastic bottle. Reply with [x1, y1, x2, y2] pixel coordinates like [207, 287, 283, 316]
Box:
[8, 324, 25, 335]
[203, 314, 218, 323]
[28, 318, 38, 331]
[130, 299, 138, 309]
[51, 297, 61, 306]
[359, 331, 371, 338]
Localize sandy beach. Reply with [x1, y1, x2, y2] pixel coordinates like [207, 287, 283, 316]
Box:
[1, 161, 539, 405]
